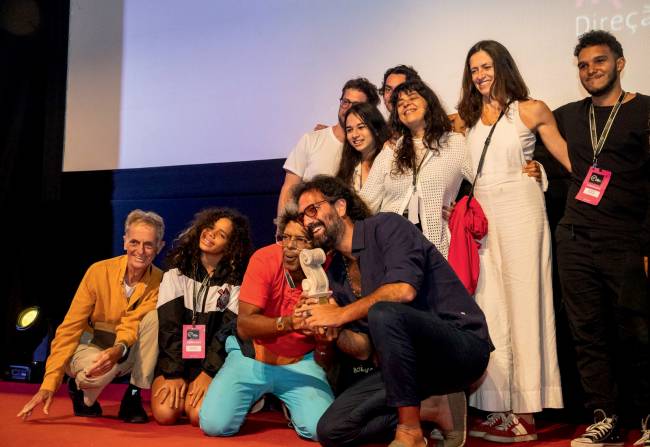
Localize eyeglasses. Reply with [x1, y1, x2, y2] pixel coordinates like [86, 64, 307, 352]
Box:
[339, 98, 362, 108]
[298, 199, 332, 225]
[275, 234, 310, 249]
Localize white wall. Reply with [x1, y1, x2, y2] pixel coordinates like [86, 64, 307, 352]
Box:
[63, 0, 650, 171]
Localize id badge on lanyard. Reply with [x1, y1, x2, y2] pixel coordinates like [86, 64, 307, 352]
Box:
[182, 272, 211, 359]
[575, 166, 611, 205]
[575, 91, 625, 206]
[182, 324, 206, 359]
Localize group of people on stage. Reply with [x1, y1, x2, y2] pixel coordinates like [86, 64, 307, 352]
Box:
[17, 30, 648, 447]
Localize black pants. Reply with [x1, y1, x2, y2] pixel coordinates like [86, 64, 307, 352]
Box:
[317, 302, 491, 446]
[556, 224, 649, 418]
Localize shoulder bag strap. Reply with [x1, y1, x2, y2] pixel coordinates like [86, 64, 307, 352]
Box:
[468, 108, 506, 201]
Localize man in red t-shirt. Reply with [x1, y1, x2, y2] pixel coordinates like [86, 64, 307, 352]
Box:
[199, 208, 334, 440]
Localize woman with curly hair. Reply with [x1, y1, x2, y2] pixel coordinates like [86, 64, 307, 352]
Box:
[151, 207, 252, 426]
[360, 79, 466, 259]
[335, 102, 391, 192]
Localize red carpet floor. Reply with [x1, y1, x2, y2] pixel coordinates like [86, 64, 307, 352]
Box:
[0, 381, 642, 446]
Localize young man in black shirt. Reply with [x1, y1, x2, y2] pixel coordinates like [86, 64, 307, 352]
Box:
[554, 30, 649, 447]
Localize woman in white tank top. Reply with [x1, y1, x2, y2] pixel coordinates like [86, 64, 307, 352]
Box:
[454, 40, 571, 443]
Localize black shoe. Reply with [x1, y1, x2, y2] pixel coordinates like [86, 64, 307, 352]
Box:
[67, 377, 102, 417]
[118, 384, 149, 423]
[571, 409, 623, 447]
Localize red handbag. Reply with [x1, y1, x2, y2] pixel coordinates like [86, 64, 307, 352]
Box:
[447, 109, 505, 295]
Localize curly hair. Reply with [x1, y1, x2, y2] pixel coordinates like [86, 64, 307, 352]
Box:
[291, 175, 371, 222]
[389, 79, 452, 176]
[336, 102, 390, 187]
[574, 30, 623, 59]
[457, 40, 529, 128]
[165, 207, 253, 285]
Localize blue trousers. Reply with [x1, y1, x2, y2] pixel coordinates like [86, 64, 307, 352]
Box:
[199, 336, 334, 440]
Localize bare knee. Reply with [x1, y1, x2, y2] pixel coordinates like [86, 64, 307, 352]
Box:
[152, 404, 182, 425]
[187, 406, 201, 427]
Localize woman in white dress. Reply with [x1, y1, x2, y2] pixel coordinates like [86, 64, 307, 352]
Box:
[361, 79, 466, 259]
[335, 102, 390, 192]
[455, 40, 571, 443]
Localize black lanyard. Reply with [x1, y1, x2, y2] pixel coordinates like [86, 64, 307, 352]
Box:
[284, 270, 296, 289]
[411, 140, 430, 191]
[191, 270, 212, 325]
[589, 91, 626, 166]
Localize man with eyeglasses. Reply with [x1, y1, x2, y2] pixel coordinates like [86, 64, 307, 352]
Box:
[277, 77, 380, 218]
[199, 207, 334, 441]
[292, 175, 493, 447]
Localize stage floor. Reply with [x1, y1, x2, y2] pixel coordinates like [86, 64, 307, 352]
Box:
[0, 381, 642, 446]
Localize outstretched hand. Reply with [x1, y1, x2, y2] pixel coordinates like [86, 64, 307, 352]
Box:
[17, 389, 54, 421]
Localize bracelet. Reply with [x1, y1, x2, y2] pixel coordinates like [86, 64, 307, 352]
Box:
[114, 342, 128, 358]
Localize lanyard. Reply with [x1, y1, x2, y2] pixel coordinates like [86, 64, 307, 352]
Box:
[411, 141, 431, 191]
[589, 91, 625, 165]
[284, 270, 296, 289]
[191, 269, 212, 325]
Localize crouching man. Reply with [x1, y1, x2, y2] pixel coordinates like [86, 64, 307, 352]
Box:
[17, 210, 165, 423]
[294, 176, 494, 447]
[199, 208, 334, 440]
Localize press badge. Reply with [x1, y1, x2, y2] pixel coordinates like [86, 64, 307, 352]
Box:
[575, 166, 611, 206]
[182, 324, 206, 359]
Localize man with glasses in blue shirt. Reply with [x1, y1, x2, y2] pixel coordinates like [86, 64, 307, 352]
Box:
[294, 175, 493, 447]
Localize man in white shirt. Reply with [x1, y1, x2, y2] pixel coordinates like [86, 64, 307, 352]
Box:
[277, 78, 379, 216]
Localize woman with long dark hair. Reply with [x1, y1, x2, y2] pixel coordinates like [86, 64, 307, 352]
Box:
[456, 40, 568, 443]
[360, 79, 466, 258]
[335, 102, 391, 191]
[151, 208, 252, 427]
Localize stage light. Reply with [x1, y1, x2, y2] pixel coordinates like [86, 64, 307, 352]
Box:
[3, 305, 52, 382]
[16, 306, 40, 330]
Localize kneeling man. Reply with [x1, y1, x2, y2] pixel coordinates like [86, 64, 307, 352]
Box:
[199, 208, 334, 440]
[18, 209, 165, 423]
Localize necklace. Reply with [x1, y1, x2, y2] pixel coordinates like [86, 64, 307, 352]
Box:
[342, 256, 362, 298]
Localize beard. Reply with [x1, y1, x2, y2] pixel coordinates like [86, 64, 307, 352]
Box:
[338, 110, 346, 128]
[582, 66, 619, 97]
[309, 214, 344, 252]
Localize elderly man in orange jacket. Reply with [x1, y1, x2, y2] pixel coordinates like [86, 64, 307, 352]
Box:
[17, 209, 165, 423]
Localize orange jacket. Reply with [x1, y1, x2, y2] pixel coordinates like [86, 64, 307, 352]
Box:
[40, 255, 162, 392]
